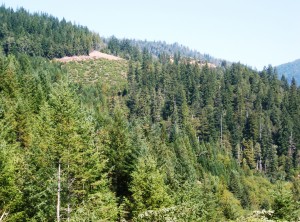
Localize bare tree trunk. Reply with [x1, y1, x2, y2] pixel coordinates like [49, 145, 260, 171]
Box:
[220, 111, 223, 149]
[264, 161, 267, 173]
[67, 165, 70, 222]
[57, 161, 61, 222]
[259, 157, 262, 172]
[259, 105, 262, 141]
[67, 203, 70, 222]
[237, 144, 241, 166]
[0, 211, 8, 221]
[67, 146, 70, 222]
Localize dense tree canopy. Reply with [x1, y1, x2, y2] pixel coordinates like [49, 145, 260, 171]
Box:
[0, 5, 102, 58]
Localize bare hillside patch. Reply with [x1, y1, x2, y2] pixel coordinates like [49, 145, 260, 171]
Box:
[55, 51, 123, 63]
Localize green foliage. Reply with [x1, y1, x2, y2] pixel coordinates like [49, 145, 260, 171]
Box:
[172, 178, 222, 221]
[271, 183, 300, 221]
[132, 179, 221, 222]
[71, 174, 119, 221]
[104, 107, 136, 197]
[0, 143, 25, 220]
[242, 139, 256, 169]
[129, 154, 172, 218]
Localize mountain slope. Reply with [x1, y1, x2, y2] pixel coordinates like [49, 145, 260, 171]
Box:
[276, 59, 300, 84]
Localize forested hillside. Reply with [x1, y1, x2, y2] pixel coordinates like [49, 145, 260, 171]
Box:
[0, 6, 300, 222]
[0, 5, 102, 58]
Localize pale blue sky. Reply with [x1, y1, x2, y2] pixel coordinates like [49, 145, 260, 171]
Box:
[2, 0, 300, 69]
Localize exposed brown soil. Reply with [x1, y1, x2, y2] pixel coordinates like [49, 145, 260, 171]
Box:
[54, 51, 123, 63]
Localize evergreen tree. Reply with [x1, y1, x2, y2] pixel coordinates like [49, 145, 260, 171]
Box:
[128, 154, 172, 219]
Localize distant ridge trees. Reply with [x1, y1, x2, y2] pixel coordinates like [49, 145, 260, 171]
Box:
[104, 37, 224, 65]
[277, 59, 300, 85]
